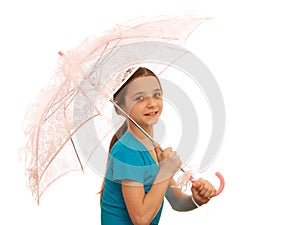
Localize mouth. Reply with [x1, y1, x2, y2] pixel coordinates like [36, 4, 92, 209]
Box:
[144, 111, 159, 117]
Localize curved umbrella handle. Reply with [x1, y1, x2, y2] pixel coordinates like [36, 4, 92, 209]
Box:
[212, 172, 225, 197]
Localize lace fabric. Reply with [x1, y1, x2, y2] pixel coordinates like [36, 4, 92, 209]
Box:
[22, 15, 210, 204]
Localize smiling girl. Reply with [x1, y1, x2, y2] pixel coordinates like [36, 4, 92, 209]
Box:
[100, 67, 216, 225]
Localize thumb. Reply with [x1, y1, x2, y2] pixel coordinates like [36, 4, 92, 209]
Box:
[154, 145, 162, 155]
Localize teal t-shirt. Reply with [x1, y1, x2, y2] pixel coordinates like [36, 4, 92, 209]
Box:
[101, 131, 164, 225]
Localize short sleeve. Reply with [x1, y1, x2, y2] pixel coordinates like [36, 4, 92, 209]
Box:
[107, 144, 147, 183]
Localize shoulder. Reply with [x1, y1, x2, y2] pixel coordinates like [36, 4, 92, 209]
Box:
[110, 135, 146, 166]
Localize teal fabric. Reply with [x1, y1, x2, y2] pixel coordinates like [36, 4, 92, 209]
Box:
[101, 131, 163, 225]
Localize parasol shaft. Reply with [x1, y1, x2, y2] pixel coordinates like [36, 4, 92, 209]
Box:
[110, 100, 186, 173]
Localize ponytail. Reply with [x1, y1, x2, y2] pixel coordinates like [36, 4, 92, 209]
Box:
[109, 122, 128, 150]
[99, 122, 128, 203]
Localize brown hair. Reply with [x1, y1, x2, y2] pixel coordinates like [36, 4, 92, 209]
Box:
[99, 67, 161, 202]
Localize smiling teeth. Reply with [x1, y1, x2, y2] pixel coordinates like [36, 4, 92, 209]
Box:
[146, 112, 156, 116]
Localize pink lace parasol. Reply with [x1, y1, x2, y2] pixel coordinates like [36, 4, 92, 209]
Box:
[22, 15, 211, 204]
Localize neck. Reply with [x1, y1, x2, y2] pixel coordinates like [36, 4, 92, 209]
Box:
[128, 122, 153, 140]
[128, 123, 156, 150]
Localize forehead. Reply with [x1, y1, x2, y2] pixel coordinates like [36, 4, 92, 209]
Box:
[126, 76, 161, 94]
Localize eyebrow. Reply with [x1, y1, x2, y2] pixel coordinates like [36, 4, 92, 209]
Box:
[131, 88, 162, 97]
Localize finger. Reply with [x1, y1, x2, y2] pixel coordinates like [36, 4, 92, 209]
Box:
[206, 183, 217, 198]
[192, 180, 202, 189]
[207, 183, 217, 197]
[160, 148, 173, 159]
[191, 185, 199, 197]
[200, 188, 212, 198]
[163, 147, 172, 153]
[199, 183, 215, 198]
[199, 184, 208, 196]
[198, 181, 211, 196]
[154, 146, 161, 155]
[193, 178, 204, 186]
[191, 179, 203, 192]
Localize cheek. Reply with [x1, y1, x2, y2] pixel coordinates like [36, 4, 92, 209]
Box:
[158, 100, 163, 110]
[125, 102, 140, 115]
[158, 101, 163, 117]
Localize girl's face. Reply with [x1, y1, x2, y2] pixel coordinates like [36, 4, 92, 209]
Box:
[122, 76, 163, 129]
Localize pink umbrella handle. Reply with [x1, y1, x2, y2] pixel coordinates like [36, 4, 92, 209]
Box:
[189, 171, 225, 197]
[212, 172, 225, 197]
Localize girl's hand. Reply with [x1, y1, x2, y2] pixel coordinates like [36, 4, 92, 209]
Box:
[154, 146, 182, 179]
[191, 178, 216, 206]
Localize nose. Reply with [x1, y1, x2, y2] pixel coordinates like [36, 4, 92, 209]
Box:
[146, 96, 158, 108]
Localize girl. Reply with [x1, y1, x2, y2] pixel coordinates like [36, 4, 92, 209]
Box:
[100, 67, 216, 225]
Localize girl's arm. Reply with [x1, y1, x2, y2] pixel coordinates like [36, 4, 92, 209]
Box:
[121, 174, 169, 225]
[122, 148, 181, 225]
[165, 178, 216, 211]
[165, 178, 197, 211]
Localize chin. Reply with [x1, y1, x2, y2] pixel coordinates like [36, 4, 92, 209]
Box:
[148, 117, 159, 125]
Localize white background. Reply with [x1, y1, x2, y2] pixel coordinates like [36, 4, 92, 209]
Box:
[1, 0, 300, 224]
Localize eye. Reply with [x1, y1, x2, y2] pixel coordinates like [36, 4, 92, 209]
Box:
[135, 95, 144, 101]
[153, 92, 162, 98]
